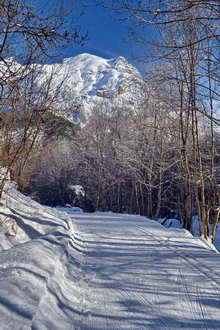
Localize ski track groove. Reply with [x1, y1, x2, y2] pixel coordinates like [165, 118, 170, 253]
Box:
[57, 214, 220, 329]
[177, 269, 209, 330]
[69, 230, 97, 329]
[136, 226, 220, 289]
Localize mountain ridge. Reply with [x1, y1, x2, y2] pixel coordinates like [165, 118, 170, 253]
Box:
[40, 53, 145, 124]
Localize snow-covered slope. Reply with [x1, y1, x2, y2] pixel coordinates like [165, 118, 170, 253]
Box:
[47, 53, 142, 97]
[40, 53, 145, 123]
[61, 54, 141, 97]
[1, 185, 220, 329]
[0, 54, 145, 124]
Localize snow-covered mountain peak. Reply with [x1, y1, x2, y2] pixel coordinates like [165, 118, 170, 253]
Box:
[39, 53, 145, 123]
[62, 53, 111, 73]
[60, 53, 142, 93]
[62, 53, 140, 77]
[110, 55, 141, 77]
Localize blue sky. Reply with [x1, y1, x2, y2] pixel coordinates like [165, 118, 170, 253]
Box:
[69, 4, 139, 60]
[30, 0, 150, 72]
[64, 3, 147, 71]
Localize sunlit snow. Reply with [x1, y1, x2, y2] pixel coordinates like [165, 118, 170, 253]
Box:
[0, 184, 220, 329]
[39, 53, 144, 124]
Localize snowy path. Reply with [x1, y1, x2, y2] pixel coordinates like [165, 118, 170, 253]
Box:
[68, 212, 220, 329]
[1, 191, 220, 329]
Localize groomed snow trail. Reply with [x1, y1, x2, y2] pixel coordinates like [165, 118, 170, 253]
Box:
[69, 212, 220, 330]
[1, 190, 220, 330]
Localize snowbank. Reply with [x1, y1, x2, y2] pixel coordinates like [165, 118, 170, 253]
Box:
[157, 216, 220, 252]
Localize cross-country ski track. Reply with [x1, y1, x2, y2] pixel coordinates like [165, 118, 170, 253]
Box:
[68, 212, 220, 330]
[1, 189, 220, 330]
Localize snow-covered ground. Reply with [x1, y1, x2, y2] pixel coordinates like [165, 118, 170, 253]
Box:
[1, 185, 220, 329]
[158, 217, 220, 252]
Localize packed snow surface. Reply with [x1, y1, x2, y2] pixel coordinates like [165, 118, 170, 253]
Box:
[0, 186, 220, 329]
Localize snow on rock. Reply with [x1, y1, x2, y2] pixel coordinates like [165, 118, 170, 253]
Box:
[1, 185, 220, 328]
[39, 53, 145, 123]
[0, 53, 145, 124]
[158, 217, 182, 229]
[68, 184, 85, 197]
[59, 53, 142, 97]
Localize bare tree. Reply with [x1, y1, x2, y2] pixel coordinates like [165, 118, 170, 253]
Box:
[0, 0, 86, 196]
